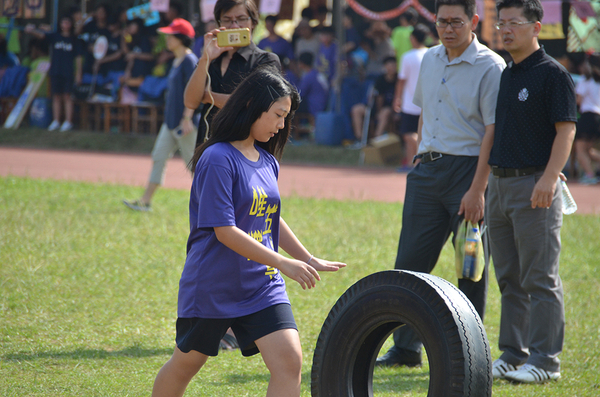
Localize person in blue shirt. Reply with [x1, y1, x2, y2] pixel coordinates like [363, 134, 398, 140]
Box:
[258, 15, 294, 63]
[25, 15, 81, 132]
[150, 65, 345, 397]
[123, 19, 198, 212]
[316, 26, 337, 83]
[297, 52, 328, 118]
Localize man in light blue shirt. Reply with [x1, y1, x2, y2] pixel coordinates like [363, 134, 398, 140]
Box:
[377, 0, 506, 368]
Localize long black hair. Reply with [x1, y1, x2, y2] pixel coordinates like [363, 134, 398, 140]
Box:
[190, 65, 300, 170]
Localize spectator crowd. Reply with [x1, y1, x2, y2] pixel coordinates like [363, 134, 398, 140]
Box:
[0, 1, 598, 182]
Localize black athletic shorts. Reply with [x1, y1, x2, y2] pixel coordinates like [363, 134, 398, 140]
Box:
[399, 112, 420, 134]
[576, 112, 600, 141]
[176, 303, 297, 357]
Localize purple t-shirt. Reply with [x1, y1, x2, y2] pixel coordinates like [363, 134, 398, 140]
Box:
[298, 69, 328, 116]
[316, 42, 337, 82]
[258, 36, 294, 61]
[178, 142, 289, 319]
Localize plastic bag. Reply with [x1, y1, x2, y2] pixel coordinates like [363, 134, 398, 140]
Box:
[454, 219, 485, 282]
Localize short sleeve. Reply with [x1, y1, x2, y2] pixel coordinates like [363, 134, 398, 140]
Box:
[478, 61, 505, 126]
[575, 79, 587, 97]
[399, 52, 410, 80]
[258, 51, 281, 70]
[194, 162, 237, 229]
[546, 68, 578, 124]
[412, 62, 424, 109]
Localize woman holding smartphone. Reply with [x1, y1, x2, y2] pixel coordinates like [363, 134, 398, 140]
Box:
[184, 0, 280, 146]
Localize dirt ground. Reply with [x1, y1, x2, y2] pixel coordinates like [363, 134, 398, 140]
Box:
[1, 147, 598, 214]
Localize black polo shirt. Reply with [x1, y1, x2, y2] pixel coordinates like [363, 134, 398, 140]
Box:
[489, 47, 577, 169]
[196, 42, 280, 144]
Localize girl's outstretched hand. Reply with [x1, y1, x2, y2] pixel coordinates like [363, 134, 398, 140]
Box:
[278, 257, 347, 290]
[279, 258, 321, 290]
[308, 257, 347, 272]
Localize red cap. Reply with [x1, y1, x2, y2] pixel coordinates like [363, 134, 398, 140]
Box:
[157, 18, 195, 38]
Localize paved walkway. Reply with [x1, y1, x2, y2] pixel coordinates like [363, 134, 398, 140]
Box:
[1, 147, 598, 214]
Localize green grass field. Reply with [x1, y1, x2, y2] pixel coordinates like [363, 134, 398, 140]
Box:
[1, 176, 599, 396]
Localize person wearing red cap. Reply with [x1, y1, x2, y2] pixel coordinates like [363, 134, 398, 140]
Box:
[123, 18, 198, 212]
[183, 0, 280, 146]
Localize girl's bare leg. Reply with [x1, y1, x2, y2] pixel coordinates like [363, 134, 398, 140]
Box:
[255, 329, 302, 397]
[52, 94, 62, 123]
[151, 347, 208, 397]
[575, 140, 595, 176]
[64, 93, 74, 124]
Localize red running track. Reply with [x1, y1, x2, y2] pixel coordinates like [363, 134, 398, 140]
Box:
[0, 147, 598, 214]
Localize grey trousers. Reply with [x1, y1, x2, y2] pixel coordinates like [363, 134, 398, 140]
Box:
[392, 155, 488, 353]
[149, 123, 198, 185]
[486, 172, 564, 373]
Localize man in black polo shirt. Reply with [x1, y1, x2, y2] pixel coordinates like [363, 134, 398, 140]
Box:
[487, 0, 577, 384]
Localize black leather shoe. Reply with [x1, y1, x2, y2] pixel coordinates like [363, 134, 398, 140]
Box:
[375, 348, 422, 368]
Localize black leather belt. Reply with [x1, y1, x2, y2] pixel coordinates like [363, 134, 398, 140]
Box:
[491, 166, 545, 178]
[417, 152, 444, 164]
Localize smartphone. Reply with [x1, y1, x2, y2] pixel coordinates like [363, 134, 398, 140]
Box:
[216, 28, 251, 47]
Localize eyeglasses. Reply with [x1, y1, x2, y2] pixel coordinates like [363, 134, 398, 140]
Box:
[218, 16, 251, 26]
[435, 19, 465, 29]
[494, 21, 536, 30]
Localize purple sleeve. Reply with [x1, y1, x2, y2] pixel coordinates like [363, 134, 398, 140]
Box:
[195, 163, 237, 228]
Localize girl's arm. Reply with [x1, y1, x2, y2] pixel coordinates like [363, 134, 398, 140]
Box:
[121, 35, 129, 54]
[75, 56, 83, 85]
[98, 49, 123, 65]
[24, 24, 47, 39]
[279, 217, 347, 272]
[214, 225, 321, 290]
[127, 51, 155, 62]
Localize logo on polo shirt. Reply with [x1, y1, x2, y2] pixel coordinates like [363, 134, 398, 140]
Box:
[518, 88, 529, 102]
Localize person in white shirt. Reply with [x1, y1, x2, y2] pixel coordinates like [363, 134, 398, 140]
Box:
[394, 23, 431, 170]
[574, 53, 600, 185]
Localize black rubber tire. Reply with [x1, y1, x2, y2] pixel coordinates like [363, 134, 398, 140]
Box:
[311, 270, 492, 397]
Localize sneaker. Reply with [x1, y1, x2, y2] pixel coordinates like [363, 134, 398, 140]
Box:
[579, 175, 599, 185]
[504, 363, 560, 384]
[492, 358, 520, 379]
[347, 141, 365, 150]
[375, 348, 422, 368]
[59, 121, 73, 132]
[48, 120, 61, 131]
[123, 199, 151, 212]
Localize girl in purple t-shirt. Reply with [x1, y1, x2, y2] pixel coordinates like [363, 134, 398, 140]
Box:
[151, 66, 346, 397]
